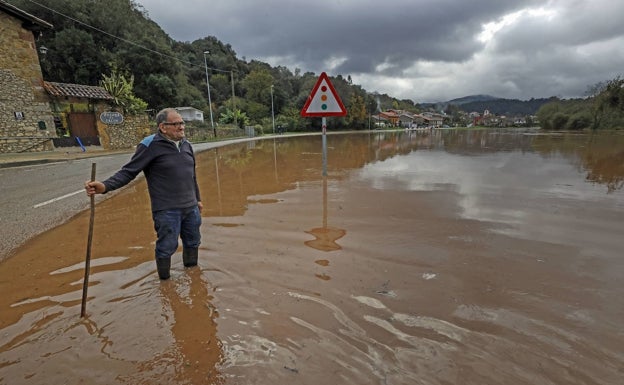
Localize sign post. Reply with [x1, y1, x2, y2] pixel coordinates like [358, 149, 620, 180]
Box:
[300, 72, 347, 176]
[301, 72, 348, 252]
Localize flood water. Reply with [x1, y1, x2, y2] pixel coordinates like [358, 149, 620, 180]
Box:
[0, 128, 623, 385]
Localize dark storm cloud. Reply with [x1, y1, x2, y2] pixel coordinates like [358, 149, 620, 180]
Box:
[161, 1, 533, 71]
[135, 0, 624, 102]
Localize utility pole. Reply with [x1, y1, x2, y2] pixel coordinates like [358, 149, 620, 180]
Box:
[271, 85, 275, 133]
[203, 51, 216, 137]
[231, 70, 236, 127]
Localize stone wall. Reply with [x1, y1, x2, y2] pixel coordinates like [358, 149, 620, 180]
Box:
[98, 114, 152, 150]
[184, 124, 246, 142]
[98, 118, 247, 150]
[0, 12, 55, 153]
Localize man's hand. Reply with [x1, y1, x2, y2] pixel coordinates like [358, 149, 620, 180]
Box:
[85, 181, 106, 196]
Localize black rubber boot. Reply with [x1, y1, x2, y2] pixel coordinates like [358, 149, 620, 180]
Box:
[156, 258, 171, 280]
[182, 248, 198, 267]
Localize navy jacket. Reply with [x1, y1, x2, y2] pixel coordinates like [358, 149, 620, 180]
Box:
[103, 133, 201, 212]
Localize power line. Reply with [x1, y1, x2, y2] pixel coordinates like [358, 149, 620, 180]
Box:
[23, 0, 234, 73]
[24, 0, 194, 66]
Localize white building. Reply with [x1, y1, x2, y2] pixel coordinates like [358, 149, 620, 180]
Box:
[175, 107, 204, 122]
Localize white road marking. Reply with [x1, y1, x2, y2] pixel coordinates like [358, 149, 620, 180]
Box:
[33, 189, 85, 208]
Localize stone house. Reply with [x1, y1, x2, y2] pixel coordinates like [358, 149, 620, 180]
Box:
[0, 0, 56, 153]
[0, 1, 153, 152]
[2, 2, 241, 152]
[44, 81, 115, 147]
[43, 80, 152, 150]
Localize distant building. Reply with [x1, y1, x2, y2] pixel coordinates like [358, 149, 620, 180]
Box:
[371, 114, 389, 127]
[175, 107, 204, 122]
[398, 113, 415, 128]
[379, 110, 399, 126]
[421, 112, 444, 127]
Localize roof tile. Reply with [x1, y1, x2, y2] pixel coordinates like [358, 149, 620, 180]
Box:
[43, 81, 114, 100]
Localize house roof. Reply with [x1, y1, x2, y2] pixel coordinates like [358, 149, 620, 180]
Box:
[0, 0, 53, 31]
[43, 81, 114, 100]
[380, 111, 399, 118]
[372, 114, 388, 121]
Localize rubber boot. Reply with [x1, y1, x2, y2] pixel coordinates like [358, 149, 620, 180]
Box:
[183, 247, 198, 267]
[156, 258, 171, 280]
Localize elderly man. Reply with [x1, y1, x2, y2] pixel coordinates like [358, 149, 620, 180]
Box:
[85, 108, 203, 279]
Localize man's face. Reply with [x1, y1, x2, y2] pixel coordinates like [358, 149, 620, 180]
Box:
[159, 112, 185, 141]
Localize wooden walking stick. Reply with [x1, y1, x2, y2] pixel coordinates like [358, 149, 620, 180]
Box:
[81, 162, 96, 318]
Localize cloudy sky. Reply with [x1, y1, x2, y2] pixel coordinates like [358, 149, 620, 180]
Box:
[134, 0, 624, 103]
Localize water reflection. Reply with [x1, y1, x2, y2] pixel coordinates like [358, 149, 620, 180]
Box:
[0, 180, 223, 384]
[1, 128, 623, 384]
[304, 176, 346, 252]
[531, 131, 624, 193]
[155, 268, 223, 384]
[197, 129, 623, 229]
[193, 129, 623, 383]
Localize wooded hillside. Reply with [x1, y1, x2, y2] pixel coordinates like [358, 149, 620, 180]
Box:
[9, 0, 622, 131]
[11, 0, 419, 131]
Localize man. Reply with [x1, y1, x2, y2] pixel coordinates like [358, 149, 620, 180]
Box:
[85, 108, 203, 280]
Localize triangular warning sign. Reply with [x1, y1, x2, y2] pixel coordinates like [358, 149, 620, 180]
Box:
[301, 72, 347, 117]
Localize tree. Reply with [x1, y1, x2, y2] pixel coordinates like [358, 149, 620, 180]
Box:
[346, 93, 367, 128]
[279, 107, 306, 132]
[42, 27, 110, 85]
[242, 69, 273, 104]
[592, 77, 624, 129]
[605, 77, 624, 110]
[219, 108, 249, 128]
[537, 99, 561, 130]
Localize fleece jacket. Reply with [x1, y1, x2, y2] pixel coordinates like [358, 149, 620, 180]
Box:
[102, 133, 201, 212]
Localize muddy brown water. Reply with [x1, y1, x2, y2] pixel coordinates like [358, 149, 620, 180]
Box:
[1, 129, 623, 385]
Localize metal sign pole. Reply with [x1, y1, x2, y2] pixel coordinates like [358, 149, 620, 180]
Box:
[322, 117, 327, 176]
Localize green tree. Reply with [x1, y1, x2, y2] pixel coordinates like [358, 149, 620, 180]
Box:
[592, 77, 624, 129]
[242, 69, 273, 104]
[567, 111, 592, 130]
[41, 27, 109, 85]
[279, 107, 306, 132]
[347, 93, 367, 128]
[219, 108, 249, 128]
[536, 99, 561, 130]
[552, 112, 569, 130]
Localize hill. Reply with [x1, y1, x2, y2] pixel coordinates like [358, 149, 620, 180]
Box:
[458, 97, 554, 115]
[447, 95, 500, 105]
[421, 95, 555, 115]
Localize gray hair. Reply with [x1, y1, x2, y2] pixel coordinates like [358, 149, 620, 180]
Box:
[155, 108, 177, 126]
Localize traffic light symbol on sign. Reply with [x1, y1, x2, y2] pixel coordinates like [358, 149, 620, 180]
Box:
[301, 72, 347, 117]
[320, 86, 328, 110]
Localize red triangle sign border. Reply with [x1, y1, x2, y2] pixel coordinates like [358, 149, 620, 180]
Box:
[300, 72, 347, 117]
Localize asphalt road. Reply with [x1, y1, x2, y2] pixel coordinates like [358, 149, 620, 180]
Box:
[0, 136, 280, 261]
[0, 153, 133, 261]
